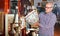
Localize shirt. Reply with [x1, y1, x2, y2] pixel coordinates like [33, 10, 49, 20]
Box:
[39, 12, 57, 36]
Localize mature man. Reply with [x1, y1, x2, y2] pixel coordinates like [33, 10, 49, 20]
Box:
[38, 2, 57, 36]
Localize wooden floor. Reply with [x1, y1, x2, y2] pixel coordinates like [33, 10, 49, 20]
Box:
[54, 24, 60, 36]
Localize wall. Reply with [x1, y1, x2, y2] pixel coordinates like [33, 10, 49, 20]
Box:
[34, 0, 42, 7]
[0, 0, 5, 11]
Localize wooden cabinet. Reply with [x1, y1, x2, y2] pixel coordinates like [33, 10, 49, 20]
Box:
[0, 12, 4, 36]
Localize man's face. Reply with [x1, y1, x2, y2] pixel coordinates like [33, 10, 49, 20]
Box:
[45, 3, 53, 13]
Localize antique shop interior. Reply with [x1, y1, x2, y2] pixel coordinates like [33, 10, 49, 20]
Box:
[0, 0, 60, 36]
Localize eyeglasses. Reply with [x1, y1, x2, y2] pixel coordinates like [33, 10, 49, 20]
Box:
[45, 7, 53, 9]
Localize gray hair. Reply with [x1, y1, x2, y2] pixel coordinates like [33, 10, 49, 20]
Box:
[46, 2, 54, 8]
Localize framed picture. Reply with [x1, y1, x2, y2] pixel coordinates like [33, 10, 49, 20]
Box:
[5, 14, 18, 36]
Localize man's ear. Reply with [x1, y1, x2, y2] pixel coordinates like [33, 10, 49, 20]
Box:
[52, 8, 54, 12]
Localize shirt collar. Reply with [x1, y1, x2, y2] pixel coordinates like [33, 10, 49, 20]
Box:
[44, 12, 52, 15]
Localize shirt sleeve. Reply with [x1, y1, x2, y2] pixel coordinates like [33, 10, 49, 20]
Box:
[38, 12, 45, 27]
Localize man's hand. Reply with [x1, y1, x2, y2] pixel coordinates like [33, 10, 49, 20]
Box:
[31, 22, 40, 28]
[34, 22, 40, 26]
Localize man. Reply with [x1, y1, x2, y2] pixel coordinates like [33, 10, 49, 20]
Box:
[38, 2, 57, 36]
[37, 3, 45, 14]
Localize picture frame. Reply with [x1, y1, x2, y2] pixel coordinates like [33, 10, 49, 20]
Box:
[5, 14, 18, 36]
